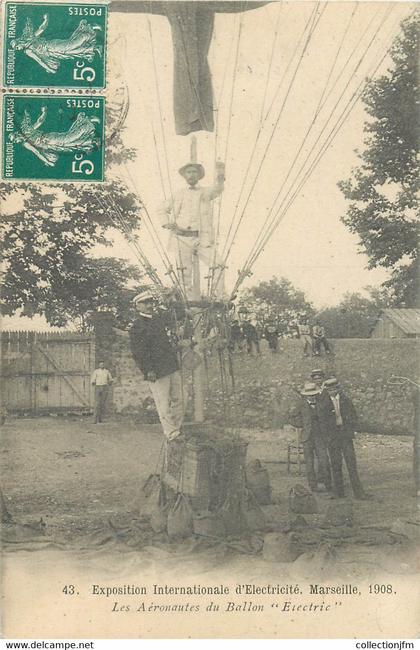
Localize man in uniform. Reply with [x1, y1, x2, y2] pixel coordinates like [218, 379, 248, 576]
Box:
[158, 160, 226, 299]
[129, 288, 184, 442]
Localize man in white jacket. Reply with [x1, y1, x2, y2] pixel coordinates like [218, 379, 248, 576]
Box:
[158, 160, 226, 300]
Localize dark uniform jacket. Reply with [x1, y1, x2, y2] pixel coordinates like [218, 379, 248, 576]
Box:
[289, 398, 323, 443]
[129, 314, 179, 380]
[317, 390, 359, 440]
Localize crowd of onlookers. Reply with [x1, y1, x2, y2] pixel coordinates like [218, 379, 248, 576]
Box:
[227, 311, 331, 357]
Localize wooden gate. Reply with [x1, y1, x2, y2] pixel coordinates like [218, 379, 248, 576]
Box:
[1, 331, 95, 413]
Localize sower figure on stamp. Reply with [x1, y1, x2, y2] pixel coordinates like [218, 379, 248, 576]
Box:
[318, 377, 371, 500]
[10, 107, 101, 167]
[289, 382, 332, 493]
[91, 361, 113, 424]
[129, 288, 185, 442]
[158, 158, 226, 300]
[11, 15, 102, 74]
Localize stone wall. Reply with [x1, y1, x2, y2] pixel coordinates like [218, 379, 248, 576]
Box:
[203, 339, 418, 435]
[104, 322, 418, 435]
[112, 329, 156, 417]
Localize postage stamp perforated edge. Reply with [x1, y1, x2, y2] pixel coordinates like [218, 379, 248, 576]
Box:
[1, 92, 106, 182]
[2, 1, 108, 90]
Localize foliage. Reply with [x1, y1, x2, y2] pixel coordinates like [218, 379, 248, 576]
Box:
[339, 13, 420, 306]
[238, 276, 313, 328]
[0, 103, 145, 328]
[27, 256, 143, 331]
[0, 179, 144, 327]
[316, 289, 393, 338]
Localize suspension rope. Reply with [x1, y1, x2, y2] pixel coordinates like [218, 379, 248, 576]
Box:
[98, 195, 163, 290]
[146, 14, 189, 300]
[146, 15, 175, 202]
[259, 2, 284, 128]
[121, 163, 188, 301]
[121, 14, 189, 299]
[213, 14, 240, 163]
[216, 3, 319, 272]
[239, 1, 365, 276]
[235, 5, 391, 280]
[122, 34, 169, 202]
[98, 190, 164, 289]
[231, 7, 400, 295]
[220, 3, 325, 265]
[208, 11, 245, 297]
[211, 2, 326, 298]
[104, 174, 180, 294]
[244, 5, 394, 271]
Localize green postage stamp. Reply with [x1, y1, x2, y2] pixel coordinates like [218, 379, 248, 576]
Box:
[3, 2, 107, 88]
[2, 94, 105, 181]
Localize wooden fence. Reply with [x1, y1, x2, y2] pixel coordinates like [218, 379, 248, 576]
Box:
[1, 331, 95, 414]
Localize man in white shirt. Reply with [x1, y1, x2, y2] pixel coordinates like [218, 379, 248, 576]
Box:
[158, 160, 225, 300]
[91, 361, 113, 423]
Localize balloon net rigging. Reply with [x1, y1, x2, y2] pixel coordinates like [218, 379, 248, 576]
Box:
[103, 2, 412, 306]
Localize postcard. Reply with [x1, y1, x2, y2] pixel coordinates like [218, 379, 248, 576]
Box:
[1, 0, 419, 640]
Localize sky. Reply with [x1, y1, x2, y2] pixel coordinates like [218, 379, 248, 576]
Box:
[2, 1, 415, 331]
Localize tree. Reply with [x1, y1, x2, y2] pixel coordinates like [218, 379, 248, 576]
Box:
[0, 100, 148, 328]
[339, 13, 419, 306]
[316, 289, 392, 338]
[0, 179, 145, 327]
[238, 277, 313, 328]
[26, 256, 145, 331]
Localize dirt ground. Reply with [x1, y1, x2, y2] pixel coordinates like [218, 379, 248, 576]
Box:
[1, 414, 418, 540]
[2, 416, 420, 638]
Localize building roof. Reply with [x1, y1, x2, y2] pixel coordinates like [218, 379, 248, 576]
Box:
[375, 309, 420, 335]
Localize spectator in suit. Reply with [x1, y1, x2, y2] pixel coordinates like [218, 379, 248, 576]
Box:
[289, 382, 332, 493]
[318, 377, 371, 500]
